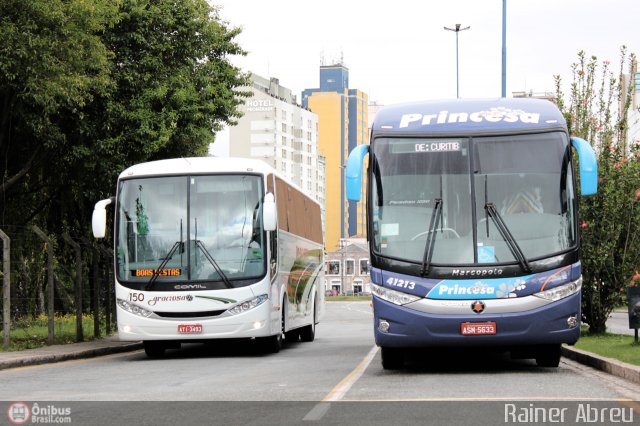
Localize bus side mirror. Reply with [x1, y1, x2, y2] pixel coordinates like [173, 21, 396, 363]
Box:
[92, 198, 114, 238]
[346, 144, 370, 202]
[570, 137, 598, 196]
[263, 192, 277, 231]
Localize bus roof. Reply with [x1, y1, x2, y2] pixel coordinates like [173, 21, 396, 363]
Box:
[118, 157, 277, 180]
[117, 156, 320, 208]
[372, 98, 566, 135]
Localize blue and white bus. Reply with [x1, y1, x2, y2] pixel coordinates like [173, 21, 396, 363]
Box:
[92, 157, 324, 357]
[346, 98, 597, 369]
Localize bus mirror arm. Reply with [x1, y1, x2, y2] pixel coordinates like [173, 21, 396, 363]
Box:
[263, 192, 277, 231]
[346, 144, 370, 202]
[92, 197, 114, 239]
[570, 137, 598, 196]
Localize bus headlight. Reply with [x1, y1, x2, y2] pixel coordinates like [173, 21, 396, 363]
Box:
[117, 298, 154, 318]
[533, 278, 582, 302]
[371, 283, 420, 306]
[228, 294, 268, 315]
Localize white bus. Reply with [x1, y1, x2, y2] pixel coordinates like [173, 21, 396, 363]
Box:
[92, 157, 324, 358]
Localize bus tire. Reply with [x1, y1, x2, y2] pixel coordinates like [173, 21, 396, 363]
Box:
[260, 332, 282, 354]
[143, 341, 166, 359]
[299, 301, 316, 342]
[285, 328, 300, 343]
[381, 347, 404, 370]
[261, 300, 285, 353]
[535, 344, 561, 367]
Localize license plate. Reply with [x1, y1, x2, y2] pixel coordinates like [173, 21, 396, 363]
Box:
[461, 322, 496, 335]
[178, 324, 202, 334]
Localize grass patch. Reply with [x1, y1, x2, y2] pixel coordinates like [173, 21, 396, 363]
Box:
[0, 314, 111, 352]
[574, 332, 640, 366]
[326, 295, 371, 302]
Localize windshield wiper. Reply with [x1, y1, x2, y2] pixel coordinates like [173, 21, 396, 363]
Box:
[195, 240, 233, 289]
[484, 203, 531, 273]
[146, 241, 184, 291]
[420, 198, 442, 276]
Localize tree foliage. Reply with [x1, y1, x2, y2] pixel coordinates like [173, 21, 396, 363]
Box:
[1, 0, 248, 229]
[0, 0, 249, 318]
[554, 47, 640, 333]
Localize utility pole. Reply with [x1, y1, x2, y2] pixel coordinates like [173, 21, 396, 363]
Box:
[444, 24, 470, 99]
[501, 0, 507, 97]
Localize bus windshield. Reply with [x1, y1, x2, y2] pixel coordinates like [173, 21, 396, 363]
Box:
[371, 132, 576, 266]
[116, 174, 266, 285]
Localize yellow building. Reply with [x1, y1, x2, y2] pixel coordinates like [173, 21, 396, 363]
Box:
[303, 64, 368, 251]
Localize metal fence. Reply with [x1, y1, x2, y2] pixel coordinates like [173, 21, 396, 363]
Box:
[0, 225, 115, 351]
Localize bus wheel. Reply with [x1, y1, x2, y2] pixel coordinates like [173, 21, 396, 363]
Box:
[299, 300, 316, 342]
[381, 347, 404, 370]
[261, 304, 285, 353]
[535, 344, 561, 367]
[143, 341, 166, 359]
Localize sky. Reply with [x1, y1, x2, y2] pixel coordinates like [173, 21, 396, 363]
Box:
[209, 0, 638, 106]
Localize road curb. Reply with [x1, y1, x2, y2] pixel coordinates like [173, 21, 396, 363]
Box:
[0, 342, 143, 371]
[562, 345, 640, 385]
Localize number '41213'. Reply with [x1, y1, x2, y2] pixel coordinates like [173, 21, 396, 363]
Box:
[386, 277, 416, 290]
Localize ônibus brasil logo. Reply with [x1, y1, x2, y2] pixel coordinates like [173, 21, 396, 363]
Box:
[7, 402, 30, 424]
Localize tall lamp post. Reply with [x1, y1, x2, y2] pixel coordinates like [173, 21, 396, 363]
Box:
[444, 24, 470, 99]
[501, 0, 507, 97]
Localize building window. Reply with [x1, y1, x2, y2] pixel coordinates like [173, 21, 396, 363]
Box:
[345, 259, 355, 276]
[330, 279, 341, 296]
[326, 260, 340, 275]
[282, 123, 287, 133]
[359, 259, 370, 275]
[353, 279, 364, 295]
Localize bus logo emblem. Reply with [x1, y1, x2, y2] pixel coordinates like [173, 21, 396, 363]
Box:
[471, 301, 486, 314]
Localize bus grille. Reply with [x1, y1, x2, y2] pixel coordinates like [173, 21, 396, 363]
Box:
[153, 310, 226, 318]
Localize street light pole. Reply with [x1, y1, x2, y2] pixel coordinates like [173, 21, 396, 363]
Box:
[444, 24, 470, 99]
[501, 0, 507, 97]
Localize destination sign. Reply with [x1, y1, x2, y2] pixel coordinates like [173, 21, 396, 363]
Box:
[390, 140, 462, 154]
[133, 268, 182, 277]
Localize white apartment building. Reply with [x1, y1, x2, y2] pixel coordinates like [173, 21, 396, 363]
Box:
[228, 74, 326, 224]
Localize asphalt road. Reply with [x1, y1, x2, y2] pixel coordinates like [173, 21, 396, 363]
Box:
[607, 311, 637, 336]
[1, 302, 639, 425]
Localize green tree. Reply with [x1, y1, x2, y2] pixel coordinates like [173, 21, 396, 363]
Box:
[1, 0, 249, 230]
[554, 47, 640, 333]
[0, 0, 250, 319]
[0, 0, 116, 220]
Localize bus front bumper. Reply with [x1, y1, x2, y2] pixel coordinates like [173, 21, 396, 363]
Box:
[116, 301, 276, 341]
[372, 291, 581, 348]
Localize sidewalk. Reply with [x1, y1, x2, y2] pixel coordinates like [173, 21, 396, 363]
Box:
[0, 336, 142, 370]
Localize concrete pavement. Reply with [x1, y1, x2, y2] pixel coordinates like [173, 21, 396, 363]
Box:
[1, 309, 639, 388]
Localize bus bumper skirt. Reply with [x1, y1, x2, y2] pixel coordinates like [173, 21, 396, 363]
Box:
[373, 292, 581, 348]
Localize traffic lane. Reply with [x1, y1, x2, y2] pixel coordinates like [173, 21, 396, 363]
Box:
[607, 311, 635, 335]
[0, 302, 374, 402]
[344, 349, 640, 402]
